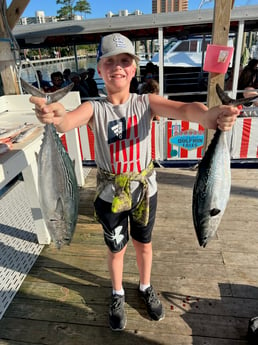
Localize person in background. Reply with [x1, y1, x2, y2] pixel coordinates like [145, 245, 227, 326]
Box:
[85, 68, 100, 97]
[138, 61, 158, 95]
[129, 72, 139, 94]
[48, 71, 64, 92]
[237, 59, 258, 114]
[62, 68, 72, 87]
[140, 79, 160, 121]
[140, 78, 159, 96]
[30, 32, 240, 332]
[78, 68, 88, 83]
[145, 61, 157, 76]
[78, 68, 88, 86]
[237, 59, 258, 100]
[70, 71, 89, 100]
[78, 68, 91, 95]
[32, 70, 51, 92]
[242, 86, 258, 106]
[138, 72, 154, 94]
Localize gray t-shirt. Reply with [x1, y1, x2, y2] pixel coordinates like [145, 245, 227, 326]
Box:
[90, 93, 157, 202]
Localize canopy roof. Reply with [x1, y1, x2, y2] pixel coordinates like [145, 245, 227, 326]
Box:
[13, 6, 258, 48]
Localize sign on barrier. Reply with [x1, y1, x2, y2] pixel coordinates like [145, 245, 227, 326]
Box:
[62, 117, 258, 163]
[166, 120, 204, 160]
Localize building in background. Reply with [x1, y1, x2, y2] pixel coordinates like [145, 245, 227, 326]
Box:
[105, 9, 143, 17]
[17, 10, 83, 25]
[18, 11, 57, 25]
[152, 0, 188, 13]
[17, 9, 142, 25]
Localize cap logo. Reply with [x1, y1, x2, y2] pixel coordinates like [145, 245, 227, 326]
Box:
[113, 35, 127, 48]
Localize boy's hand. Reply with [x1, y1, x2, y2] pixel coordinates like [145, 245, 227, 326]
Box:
[205, 105, 240, 131]
[30, 96, 66, 126]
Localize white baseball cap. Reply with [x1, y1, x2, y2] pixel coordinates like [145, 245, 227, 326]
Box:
[97, 33, 139, 62]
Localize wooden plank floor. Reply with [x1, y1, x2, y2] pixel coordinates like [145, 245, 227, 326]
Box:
[0, 166, 258, 345]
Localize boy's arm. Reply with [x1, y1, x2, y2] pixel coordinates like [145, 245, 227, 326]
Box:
[30, 97, 94, 133]
[149, 94, 240, 131]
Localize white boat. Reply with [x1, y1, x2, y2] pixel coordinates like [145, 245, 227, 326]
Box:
[150, 36, 234, 68]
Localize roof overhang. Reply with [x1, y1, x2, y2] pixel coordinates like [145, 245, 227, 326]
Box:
[13, 6, 258, 48]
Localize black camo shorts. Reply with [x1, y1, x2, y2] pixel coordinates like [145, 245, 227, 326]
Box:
[94, 193, 157, 253]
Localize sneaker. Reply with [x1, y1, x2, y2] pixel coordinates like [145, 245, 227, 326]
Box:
[139, 285, 165, 321]
[109, 294, 126, 331]
[248, 316, 258, 345]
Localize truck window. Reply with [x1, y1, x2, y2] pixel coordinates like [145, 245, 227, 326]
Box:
[174, 41, 189, 52]
[189, 40, 198, 52]
[164, 40, 177, 54]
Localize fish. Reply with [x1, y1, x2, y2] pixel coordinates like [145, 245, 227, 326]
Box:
[0, 123, 35, 147]
[192, 127, 231, 247]
[192, 84, 256, 247]
[0, 123, 28, 140]
[20, 79, 79, 249]
[12, 124, 38, 143]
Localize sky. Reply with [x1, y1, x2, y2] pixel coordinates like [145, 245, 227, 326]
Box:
[6, 0, 258, 19]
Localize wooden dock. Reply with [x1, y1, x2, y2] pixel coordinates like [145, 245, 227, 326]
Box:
[0, 166, 258, 345]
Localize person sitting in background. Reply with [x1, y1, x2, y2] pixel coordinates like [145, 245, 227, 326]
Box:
[237, 59, 258, 100]
[140, 78, 159, 95]
[32, 70, 51, 92]
[241, 86, 258, 117]
[237, 59, 258, 115]
[78, 68, 88, 85]
[130, 74, 139, 94]
[48, 71, 64, 92]
[145, 61, 158, 77]
[138, 72, 155, 94]
[243, 87, 258, 105]
[85, 68, 100, 97]
[140, 79, 160, 121]
[62, 68, 72, 87]
[70, 71, 89, 100]
[78, 68, 88, 83]
[138, 61, 159, 94]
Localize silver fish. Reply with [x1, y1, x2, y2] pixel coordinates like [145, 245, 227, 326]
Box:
[12, 124, 38, 143]
[192, 84, 254, 247]
[20, 79, 79, 249]
[0, 123, 28, 140]
[192, 127, 231, 247]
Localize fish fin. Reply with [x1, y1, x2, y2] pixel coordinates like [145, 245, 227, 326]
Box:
[216, 84, 234, 105]
[210, 208, 221, 217]
[216, 83, 258, 106]
[233, 95, 258, 107]
[48, 83, 74, 103]
[21, 78, 74, 104]
[20, 78, 46, 98]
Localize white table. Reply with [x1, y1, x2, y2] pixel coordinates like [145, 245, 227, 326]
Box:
[0, 92, 84, 244]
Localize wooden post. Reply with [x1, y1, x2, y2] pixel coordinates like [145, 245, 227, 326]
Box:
[0, 0, 29, 95]
[6, 0, 30, 29]
[204, 0, 234, 148]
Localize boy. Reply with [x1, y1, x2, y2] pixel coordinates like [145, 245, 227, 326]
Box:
[30, 33, 239, 331]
